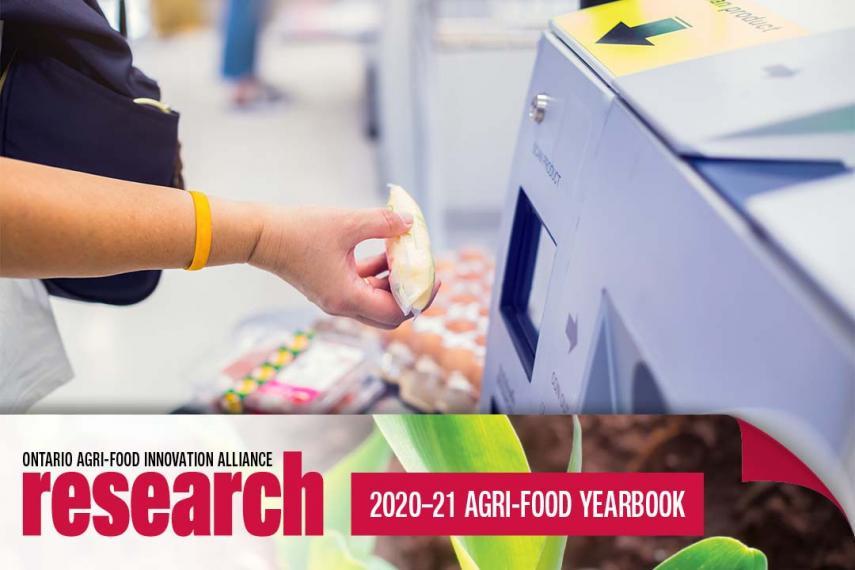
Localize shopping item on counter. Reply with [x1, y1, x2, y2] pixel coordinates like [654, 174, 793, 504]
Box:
[244, 339, 369, 413]
[379, 247, 494, 413]
[385, 185, 436, 316]
[218, 331, 314, 414]
[213, 317, 386, 414]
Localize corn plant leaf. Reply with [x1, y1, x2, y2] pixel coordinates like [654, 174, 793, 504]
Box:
[451, 536, 480, 570]
[654, 537, 768, 570]
[277, 429, 393, 570]
[374, 415, 539, 570]
[374, 415, 530, 473]
[534, 416, 582, 570]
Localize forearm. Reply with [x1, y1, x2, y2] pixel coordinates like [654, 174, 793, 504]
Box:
[0, 158, 263, 278]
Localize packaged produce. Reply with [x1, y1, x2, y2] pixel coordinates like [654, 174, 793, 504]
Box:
[244, 338, 370, 413]
[385, 185, 436, 315]
[215, 331, 315, 414]
[195, 313, 388, 414]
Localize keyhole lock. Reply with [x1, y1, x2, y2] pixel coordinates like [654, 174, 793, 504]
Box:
[529, 93, 550, 124]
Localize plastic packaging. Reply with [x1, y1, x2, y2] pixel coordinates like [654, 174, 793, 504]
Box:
[186, 310, 387, 414]
[386, 185, 436, 315]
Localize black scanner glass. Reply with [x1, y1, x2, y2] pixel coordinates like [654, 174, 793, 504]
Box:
[501, 189, 556, 380]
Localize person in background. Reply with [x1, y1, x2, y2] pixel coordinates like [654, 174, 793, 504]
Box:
[222, 0, 281, 107]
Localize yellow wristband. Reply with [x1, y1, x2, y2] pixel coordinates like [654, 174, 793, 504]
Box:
[186, 190, 212, 271]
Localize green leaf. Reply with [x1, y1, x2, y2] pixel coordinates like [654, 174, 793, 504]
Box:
[373, 415, 537, 570]
[534, 416, 582, 570]
[374, 415, 531, 473]
[654, 537, 768, 570]
[277, 429, 393, 570]
[567, 416, 583, 474]
[451, 536, 480, 570]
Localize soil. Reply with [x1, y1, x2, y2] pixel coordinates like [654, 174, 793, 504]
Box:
[374, 415, 855, 570]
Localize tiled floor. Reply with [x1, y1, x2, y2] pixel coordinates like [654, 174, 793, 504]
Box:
[33, 31, 382, 412]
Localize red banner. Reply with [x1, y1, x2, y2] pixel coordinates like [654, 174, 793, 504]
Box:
[737, 419, 843, 514]
[351, 472, 704, 536]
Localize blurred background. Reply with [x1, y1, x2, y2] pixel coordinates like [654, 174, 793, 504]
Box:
[33, 0, 582, 412]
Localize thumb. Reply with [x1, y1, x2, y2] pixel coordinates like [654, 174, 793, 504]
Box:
[350, 207, 413, 243]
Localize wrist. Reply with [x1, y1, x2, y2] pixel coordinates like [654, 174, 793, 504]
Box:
[246, 203, 274, 269]
[206, 197, 266, 267]
[247, 204, 291, 273]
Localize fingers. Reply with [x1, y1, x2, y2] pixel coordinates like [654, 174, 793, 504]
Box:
[349, 207, 413, 244]
[319, 258, 439, 330]
[350, 279, 407, 327]
[358, 253, 391, 292]
[352, 278, 441, 328]
[353, 315, 398, 330]
[364, 276, 391, 291]
[319, 277, 404, 328]
[356, 253, 389, 278]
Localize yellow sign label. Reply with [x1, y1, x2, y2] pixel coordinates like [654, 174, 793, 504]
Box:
[554, 0, 805, 76]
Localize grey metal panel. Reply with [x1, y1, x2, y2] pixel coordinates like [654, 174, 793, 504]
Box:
[746, 170, 855, 324]
[615, 28, 855, 164]
[548, 17, 855, 315]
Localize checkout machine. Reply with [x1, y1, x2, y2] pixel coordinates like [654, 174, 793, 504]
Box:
[481, 0, 855, 524]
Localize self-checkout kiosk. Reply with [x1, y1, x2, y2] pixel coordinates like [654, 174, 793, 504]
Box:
[481, 0, 855, 524]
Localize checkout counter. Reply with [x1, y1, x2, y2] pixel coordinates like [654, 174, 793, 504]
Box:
[480, 0, 855, 524]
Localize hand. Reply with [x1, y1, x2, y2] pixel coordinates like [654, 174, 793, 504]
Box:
[249, 205, 438, 329]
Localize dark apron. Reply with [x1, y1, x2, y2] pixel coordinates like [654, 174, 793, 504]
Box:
[0, 0, 182, 305]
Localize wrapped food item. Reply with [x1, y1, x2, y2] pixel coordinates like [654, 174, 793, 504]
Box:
[244, 381, 317, 413]
[386, 185, 436, 316]
[216, 332, 315, 414]
[243, 337, 375, 413]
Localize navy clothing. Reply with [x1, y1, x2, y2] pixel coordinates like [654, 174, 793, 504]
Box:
[0, 0, 180, 305]
[1, 0, 160, 99]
